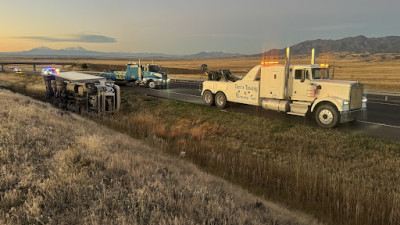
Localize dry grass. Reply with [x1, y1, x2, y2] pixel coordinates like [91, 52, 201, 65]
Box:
[98, 90, 400, 225]
[0, 89, 319, 225]
[0, 72, 45, 99]
[2, 65, 400, 224]
[2, 72, 400, 224]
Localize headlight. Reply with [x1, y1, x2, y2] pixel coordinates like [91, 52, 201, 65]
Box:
[343, 100, 349, 105]
[362, 97, 368, 103]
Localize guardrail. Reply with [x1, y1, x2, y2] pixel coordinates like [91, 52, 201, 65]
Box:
[169, 78, 203, 85]
[367, 90, 400, 97]
[0, 62, 76, 72]
[367, 90, 400, 104]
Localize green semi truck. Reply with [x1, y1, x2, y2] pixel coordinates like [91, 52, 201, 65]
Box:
[99, 62, 170, 88]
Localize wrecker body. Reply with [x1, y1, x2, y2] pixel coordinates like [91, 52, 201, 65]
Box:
[202, 49, 366, 128]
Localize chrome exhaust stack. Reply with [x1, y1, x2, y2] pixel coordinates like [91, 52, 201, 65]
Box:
[284, 47, 290, 99]
[311, 48, 315, 64]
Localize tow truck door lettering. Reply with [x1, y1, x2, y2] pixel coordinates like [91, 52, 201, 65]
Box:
[226, 81, 260, 106]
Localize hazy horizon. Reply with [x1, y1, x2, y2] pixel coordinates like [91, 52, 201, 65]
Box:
[1, 0, 399, 54]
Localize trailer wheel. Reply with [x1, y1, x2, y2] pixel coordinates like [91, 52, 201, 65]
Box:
[315, 104, 339, 128]
[203, 90, 214, 106]
[215, 92, 227, 108]
[148, 80, 156, 89]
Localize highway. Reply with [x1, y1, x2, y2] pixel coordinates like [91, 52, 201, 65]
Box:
[16, 70, 400, 141]
[127, 82, 400, 141]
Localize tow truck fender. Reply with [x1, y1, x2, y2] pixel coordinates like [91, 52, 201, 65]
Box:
[311, 96, 344, 112]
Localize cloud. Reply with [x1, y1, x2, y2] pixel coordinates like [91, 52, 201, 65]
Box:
[18, 34, 116, 43]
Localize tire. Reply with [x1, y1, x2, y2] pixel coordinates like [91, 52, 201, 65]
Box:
[215, 92, 227, 109]
[148, 80, 156, 89]
[203, 90, 214, 106]
[315, 104, 339, 128]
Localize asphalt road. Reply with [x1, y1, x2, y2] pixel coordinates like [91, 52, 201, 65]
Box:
[128, 82, 400, 141]
[17, 70, 400, 141]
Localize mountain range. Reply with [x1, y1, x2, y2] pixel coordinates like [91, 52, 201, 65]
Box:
[258, 35, 400, 56]
[0, 46, 242, 58]
[1, 35, 400, 58]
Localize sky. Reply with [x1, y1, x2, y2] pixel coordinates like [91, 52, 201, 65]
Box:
[0, 0, 399, 54]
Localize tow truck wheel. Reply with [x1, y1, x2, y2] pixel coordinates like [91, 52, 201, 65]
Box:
[315, 104, 339, 128]
[215, 92, 227, 109]
[203, 90, 214, 106]
[148, 80, 156, 89]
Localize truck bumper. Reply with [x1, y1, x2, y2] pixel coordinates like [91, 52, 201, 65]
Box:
[340, 108, 367, 123]
[155, 79, 170, 86]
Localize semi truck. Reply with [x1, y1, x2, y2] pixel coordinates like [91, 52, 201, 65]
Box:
[43, 71, 120, 114]
[99, 62, 169, 88]
[201, 48, 367, 128]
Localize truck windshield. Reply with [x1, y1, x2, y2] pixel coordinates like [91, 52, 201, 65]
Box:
[148, 65, 159, 72]
[312, 68, 329, 79]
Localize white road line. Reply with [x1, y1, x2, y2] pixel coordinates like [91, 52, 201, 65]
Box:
[358, 120, 400, 129]
[368, 101, 400, 107]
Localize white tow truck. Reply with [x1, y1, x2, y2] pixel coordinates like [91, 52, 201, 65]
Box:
[201, 48, 367, 128]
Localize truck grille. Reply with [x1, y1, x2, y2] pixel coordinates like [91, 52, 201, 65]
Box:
[162, 74, 168, 80]
[349, 83, 363, 110]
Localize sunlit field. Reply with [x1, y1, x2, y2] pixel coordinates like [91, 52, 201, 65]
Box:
[2, 51, 399, 91]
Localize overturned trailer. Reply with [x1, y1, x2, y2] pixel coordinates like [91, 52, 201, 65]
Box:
[44, 72, 120, 114]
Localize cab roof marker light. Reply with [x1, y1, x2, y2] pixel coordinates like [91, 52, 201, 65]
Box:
[261, 61, 279, 65]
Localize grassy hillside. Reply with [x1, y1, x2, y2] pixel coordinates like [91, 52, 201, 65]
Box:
[101, 90, 400, 225]
[1, 71, 400, 225]
[0, 89, 319, 224]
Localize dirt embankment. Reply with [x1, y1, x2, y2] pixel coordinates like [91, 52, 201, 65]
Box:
[0, 89, 319, 225]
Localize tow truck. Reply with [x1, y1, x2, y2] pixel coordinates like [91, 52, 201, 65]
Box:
[202, 48, 367, 128]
